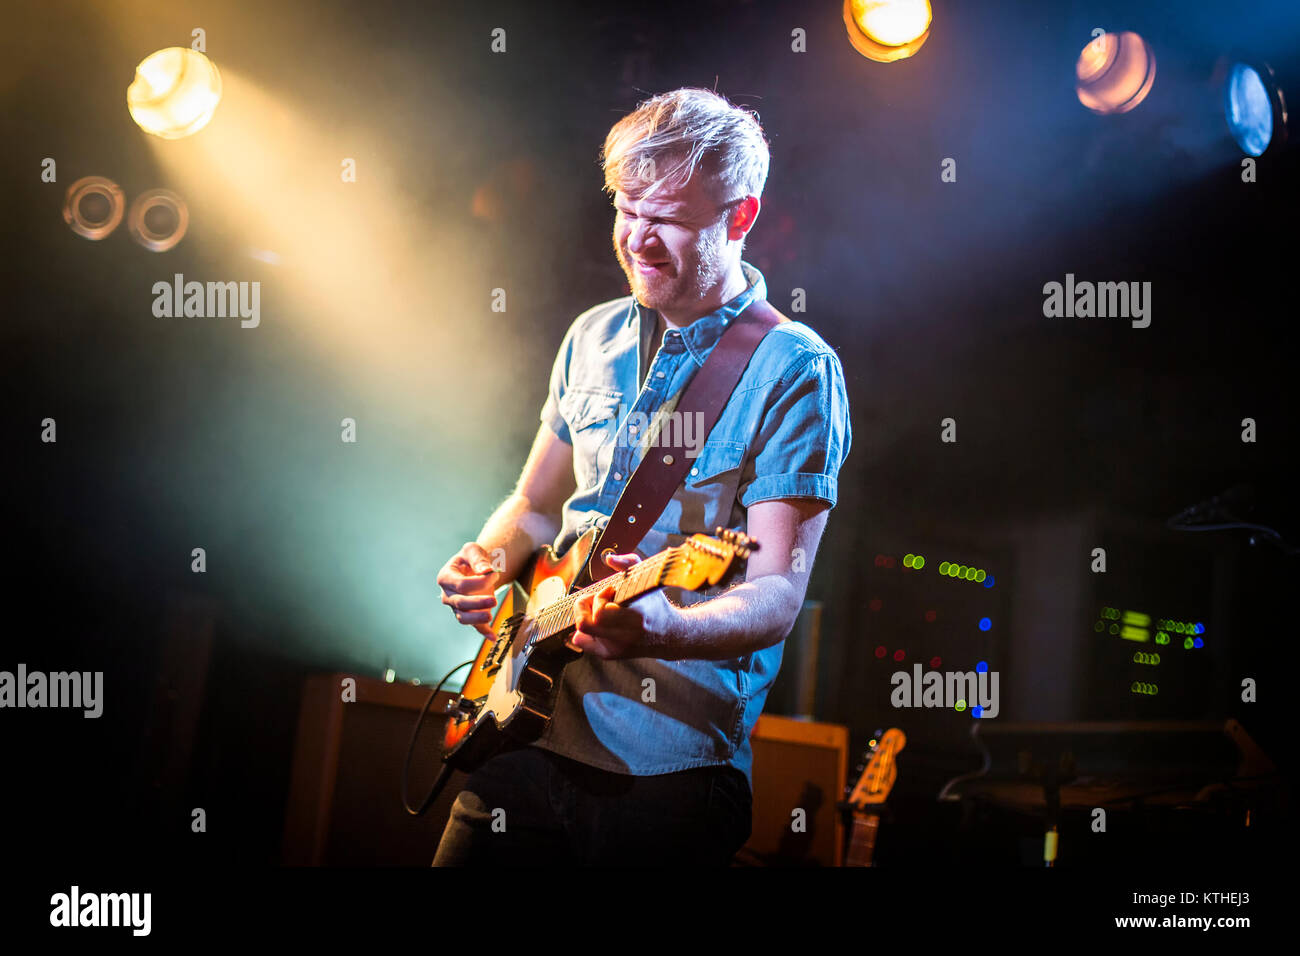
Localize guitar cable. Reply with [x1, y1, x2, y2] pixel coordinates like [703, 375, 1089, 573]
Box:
[401, 658, 474, 816]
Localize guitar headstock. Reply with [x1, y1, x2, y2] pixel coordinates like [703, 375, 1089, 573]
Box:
[662, 527, 759, 591]
[847, 728, 906, 810]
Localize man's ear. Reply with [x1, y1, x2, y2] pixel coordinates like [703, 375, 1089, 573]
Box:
[728, 196, 760, 240]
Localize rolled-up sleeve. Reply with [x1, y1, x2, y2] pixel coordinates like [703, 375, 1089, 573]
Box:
[739, 349, 851, 509]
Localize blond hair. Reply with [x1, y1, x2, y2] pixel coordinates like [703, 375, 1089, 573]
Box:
[601, 88, 770, 202]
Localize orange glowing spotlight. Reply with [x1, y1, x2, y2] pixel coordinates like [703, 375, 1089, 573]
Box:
[844, 0, 932, 63]
[127, 47, 223, 139]
[1076, 32, 1156, 114]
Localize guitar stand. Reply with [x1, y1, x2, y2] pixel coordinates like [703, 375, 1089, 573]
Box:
[1019, 748, 1075, 867]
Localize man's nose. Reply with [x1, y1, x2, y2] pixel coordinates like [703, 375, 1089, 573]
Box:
[626, 221, 659, 255]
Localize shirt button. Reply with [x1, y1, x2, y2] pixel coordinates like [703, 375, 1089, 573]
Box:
[656, 371, 665, 378]
[613, 472, 623, 481]
[690, 467, 699, 476]
[628, 426, 637, 435]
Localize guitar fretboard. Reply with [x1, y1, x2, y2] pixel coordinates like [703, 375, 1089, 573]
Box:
[527, 548, 678, 648]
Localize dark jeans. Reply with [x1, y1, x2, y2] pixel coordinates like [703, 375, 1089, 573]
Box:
[432, 745, 752, 866]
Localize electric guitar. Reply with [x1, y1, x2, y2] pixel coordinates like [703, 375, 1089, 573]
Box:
[441, 525, 758, 771]
[844, 728, 906, 867]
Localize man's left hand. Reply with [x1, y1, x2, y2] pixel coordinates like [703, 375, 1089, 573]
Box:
[568, 552, 682, 659]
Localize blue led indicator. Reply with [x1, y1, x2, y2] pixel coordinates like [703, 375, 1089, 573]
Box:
[976, 660, 988, 673]
[983, 575, 995, 588]
[978, 617, 991, 631]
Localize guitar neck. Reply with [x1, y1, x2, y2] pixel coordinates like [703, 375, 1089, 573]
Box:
[846, 812, 881, 868]
[528, 548, 675, 650]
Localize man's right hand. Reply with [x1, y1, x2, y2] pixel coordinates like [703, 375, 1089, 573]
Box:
[437, 543, 501, 640]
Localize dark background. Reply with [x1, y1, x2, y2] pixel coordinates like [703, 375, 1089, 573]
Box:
[2, 0, 1296, 869]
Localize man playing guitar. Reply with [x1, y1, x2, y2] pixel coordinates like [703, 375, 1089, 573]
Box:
[434, 87, 851, 865]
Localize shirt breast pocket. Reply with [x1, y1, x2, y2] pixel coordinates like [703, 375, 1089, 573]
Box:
[559, 386, 622, 488]
[679, 439, 747, 531]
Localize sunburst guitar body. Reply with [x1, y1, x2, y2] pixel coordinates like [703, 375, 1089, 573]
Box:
[441, 526, 757, 772]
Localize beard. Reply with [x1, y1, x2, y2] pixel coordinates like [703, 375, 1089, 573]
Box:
[615, 221, 728, 316]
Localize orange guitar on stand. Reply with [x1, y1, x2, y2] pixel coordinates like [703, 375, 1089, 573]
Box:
[843, 728, 906, 867]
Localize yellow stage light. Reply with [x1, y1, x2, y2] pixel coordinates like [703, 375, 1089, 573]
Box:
[844, 0, 932, 63]
[127, 47, 223, 139]
[1075, 31, 1156, 114]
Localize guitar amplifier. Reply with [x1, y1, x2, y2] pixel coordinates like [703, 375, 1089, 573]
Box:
[739, 714, 849, 866]
[281, 672, 467, 866]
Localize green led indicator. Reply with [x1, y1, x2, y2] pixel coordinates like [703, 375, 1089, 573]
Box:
[914, 555, 925, 570]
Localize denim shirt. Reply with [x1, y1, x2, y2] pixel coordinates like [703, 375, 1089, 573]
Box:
[533, 262, 851, 786]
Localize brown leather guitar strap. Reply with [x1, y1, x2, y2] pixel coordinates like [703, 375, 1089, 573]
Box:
[579, 296, 786, 585]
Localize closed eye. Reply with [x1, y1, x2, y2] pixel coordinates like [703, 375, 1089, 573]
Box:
[616, 208, 681, 226]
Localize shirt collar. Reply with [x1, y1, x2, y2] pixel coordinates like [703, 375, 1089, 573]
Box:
[628, 261, 767, 368]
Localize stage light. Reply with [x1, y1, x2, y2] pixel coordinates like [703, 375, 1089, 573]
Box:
[127, 188, 189, 252]
[1075, 31, 1156, 114]
[843, 0, 932, 63]
[62, 176, 125, 240]
[127, 47, 223, 139]
[1224, 62, 1287, 157]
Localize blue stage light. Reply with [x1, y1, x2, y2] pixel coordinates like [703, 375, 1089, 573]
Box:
[1225, 62, 1285, 157]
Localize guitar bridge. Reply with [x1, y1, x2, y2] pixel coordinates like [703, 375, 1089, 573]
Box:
[481, 613, 525, 672]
